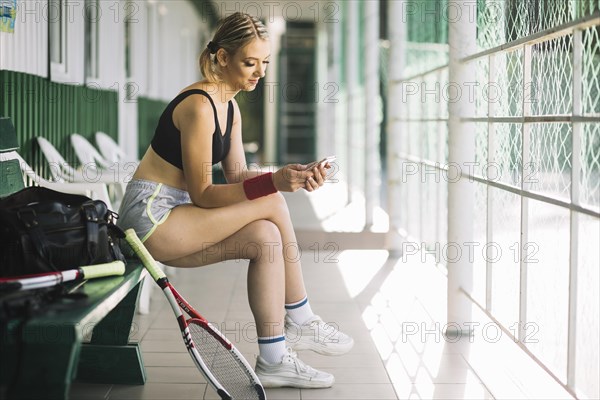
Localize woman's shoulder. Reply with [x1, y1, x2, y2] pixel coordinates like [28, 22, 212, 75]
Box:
[230, 97, 241, 124]
[174, 83, 220, 111]
[177, 81, 218, 97]
[173, 83, 214, 106]
[171, 85, 216, 130]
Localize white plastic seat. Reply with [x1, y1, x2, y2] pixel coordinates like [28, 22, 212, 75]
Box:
[70, 133, 135, 183]
[95, 131, 138, 164]
[0, 151, 113, 209]
[71, 133, 133, 170]
[36, 136, 86, 182]
[37, 136, 128, 186]
[36, 136, 131, 209]
[70, 133, 135, 209]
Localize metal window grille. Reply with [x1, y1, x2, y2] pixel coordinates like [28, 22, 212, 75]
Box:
[391, 1, 599, 398]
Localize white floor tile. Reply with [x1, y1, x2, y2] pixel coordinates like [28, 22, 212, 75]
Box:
[393, 382, 495, 400]
[108, 383, 207, 400]
[300, 383, 398, 399]
[145, 366, 207, 384]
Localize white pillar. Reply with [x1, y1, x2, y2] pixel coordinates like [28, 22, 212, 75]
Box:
[385, 0, 407, 255]
[345, 0, 359, 202]
[364, 0, 381, 229]
[263, 17, 285, 164]
[332, 2, 345, 190]
[446, 1, 477, 333]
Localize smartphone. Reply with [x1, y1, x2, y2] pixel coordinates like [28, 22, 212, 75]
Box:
[305, 155, 336, 170]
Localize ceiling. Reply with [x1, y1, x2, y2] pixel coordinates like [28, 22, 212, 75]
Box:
[190, 0, 335, 26]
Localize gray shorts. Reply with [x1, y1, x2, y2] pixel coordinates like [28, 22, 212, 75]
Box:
[117, 179, 191, 243]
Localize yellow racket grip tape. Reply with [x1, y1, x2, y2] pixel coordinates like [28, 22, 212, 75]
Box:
[80, 261, 126, 279]
[124, 228, 167, 281]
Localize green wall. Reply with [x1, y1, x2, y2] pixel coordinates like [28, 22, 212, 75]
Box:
[0, 70, 118, 180]
[137, 96, 168, 159]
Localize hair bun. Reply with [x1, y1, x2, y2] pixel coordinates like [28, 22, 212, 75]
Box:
[207, 41, 219, 54]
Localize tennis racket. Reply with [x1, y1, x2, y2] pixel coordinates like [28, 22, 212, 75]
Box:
[0, 260, 126, 291]
[124, 229, 266, 400]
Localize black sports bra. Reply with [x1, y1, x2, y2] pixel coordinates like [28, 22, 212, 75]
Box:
[150, 89, 233, 169]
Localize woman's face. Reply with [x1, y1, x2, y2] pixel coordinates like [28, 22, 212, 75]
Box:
[222, 38, 270, 91]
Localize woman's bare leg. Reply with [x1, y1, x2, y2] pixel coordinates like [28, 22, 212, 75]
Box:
[145, 192, 308, 304]
[264, 197, 307, 304]
[144, 193, 307, 337]
[156, 219, 286, 337]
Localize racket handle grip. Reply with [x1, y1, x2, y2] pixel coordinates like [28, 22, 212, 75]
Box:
[124, 229, 167, 281]
[80, 261, 126, 279]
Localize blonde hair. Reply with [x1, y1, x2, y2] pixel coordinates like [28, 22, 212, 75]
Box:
[199, 12, 269, 82]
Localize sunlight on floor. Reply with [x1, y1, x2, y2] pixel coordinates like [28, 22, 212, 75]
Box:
[336, 249, 389, 297]
[351, 254, 495, 399]
[334, 249, 578, 400]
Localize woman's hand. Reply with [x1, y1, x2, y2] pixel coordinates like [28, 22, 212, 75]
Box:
[272, 163, 330, 193]
[272, 164, 311, 192]
[303, 163, 329, 192]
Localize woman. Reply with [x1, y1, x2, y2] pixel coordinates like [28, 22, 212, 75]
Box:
[117, 12, 353, 389]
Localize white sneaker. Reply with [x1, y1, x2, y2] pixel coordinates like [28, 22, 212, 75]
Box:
[285, 315, 354, 356]
[255, 348, 334, 388]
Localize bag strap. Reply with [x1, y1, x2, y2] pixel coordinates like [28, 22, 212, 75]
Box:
[82, 202, 100, 261]
[0, 186, 91, 209]
[16, 208, 55, 269]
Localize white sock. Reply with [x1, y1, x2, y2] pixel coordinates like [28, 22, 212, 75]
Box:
[258, 335, 287, 364]
[285, 296, 314, 325]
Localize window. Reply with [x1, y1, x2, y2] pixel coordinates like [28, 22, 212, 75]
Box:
[84, 0, 99, 80]
[49, 0, 66, 72]
[49, 0, 84, 84]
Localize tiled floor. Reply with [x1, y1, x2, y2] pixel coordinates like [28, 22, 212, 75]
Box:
[69, 250, 490, 400]
[70, 187, 575, 400]
[71, 252, 399, 400]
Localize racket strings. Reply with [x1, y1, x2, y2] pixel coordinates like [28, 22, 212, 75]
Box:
[189, 322, 261, 399]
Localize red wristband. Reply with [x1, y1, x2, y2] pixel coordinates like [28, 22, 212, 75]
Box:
[243, 172, 278, 200]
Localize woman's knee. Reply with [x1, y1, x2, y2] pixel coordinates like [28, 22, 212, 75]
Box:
[257, 192, 290, 220]
[247, 219, 282, 245]
[242, 220, 282, 260]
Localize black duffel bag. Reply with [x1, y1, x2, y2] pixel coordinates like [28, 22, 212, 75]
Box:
[0, 186, 125, 277]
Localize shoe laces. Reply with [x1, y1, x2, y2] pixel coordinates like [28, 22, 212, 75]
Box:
[284, 347, 317, 375]
[308, 316, 344, 338]
[311, 317, 334, 331]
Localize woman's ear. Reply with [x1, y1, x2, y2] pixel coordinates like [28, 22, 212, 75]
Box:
[216, 48, 228, 67]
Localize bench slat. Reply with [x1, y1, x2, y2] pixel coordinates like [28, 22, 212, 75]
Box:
[2, 262, 147, 400]
[22, 263, 146, 341]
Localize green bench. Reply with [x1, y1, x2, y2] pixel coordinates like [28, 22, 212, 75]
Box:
[0, 117, 146, 399]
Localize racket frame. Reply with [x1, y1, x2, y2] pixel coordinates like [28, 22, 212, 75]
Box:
[124, 229, 265, 400]
[158, 279, 232, 399]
